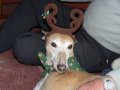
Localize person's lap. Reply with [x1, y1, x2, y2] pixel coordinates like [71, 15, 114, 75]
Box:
[0, 0, 119, 73]
[0, 0, 70, 52]
[12, 26, 119, 73]
[12, 32, 45, 66]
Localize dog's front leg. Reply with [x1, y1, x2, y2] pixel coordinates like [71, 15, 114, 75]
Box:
[33, 74, 49, 90]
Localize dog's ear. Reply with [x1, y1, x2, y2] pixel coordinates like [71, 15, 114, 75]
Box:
[41, 29, 48, 40]
[73, 35, 77, 43]
[42, 29, 47, 35]
[41, 36, 45, 40]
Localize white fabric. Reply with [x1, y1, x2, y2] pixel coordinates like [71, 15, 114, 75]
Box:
[83, 0, 120, 54]
[62, 0, 120, 54]
[33, 74, 49, 90]
[112, 58, 120, 70]
[107, 69, 120, 90]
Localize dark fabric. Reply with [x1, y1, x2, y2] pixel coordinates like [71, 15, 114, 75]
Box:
[0, 0, 119, 72]
[12, 32, 45, 66]
[74, 27, 120, 72]
[0, 0, 37, 52]
[0, 0, 72, 52]
[12, 27, 120, 73]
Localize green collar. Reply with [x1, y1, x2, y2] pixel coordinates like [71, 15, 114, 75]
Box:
[38, 52, 85, 78]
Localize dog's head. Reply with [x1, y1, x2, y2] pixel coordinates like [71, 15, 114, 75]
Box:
[45, 33, 75, 73]
[42, 3, 83, 73]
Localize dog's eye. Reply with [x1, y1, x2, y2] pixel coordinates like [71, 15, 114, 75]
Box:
[68, 44, 72, 49]
[51, 42, 57, 48]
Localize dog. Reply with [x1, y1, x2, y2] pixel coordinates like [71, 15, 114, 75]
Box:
[33, 3, 99, 90]
[33, 32, 99, 90]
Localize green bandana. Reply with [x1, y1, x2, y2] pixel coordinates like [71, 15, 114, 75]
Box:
[38, 52, 85, 78]
[68, 56, 85, 71]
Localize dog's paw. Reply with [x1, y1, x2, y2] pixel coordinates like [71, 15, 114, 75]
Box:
[112, 57, 120, 70]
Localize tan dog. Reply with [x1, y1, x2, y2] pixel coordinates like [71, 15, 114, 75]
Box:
[33, 3, 99, 90]
[36, 33, 99, 90]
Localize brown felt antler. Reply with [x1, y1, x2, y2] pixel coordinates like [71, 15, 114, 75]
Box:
[43, 3, 83, 40]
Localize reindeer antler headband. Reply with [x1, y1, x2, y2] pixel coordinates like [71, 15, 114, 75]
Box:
[42, 3, 83, 41]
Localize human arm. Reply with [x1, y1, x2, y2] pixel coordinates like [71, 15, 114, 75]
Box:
[78, 69, 120, 90]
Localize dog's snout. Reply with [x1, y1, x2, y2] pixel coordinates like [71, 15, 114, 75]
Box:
[57, 64, 66, 73]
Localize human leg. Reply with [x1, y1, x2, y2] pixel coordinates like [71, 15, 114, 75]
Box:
[12, 32, 45, 65]
[0, 0, 65, 52]
[74, 26, 120, 72]
[0, 0, 38, 52]
[11, 0, 74, 65]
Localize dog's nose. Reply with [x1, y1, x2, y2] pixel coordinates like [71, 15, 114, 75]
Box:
[57, 64, 66, 73]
